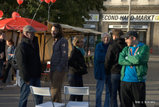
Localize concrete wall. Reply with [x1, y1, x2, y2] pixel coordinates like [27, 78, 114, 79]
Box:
[104, 0, 159, 6]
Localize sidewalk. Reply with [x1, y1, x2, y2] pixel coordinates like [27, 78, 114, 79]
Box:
[0, 54, 159, 107]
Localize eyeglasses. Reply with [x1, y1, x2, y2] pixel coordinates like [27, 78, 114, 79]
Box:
[125, 36, 133, 40]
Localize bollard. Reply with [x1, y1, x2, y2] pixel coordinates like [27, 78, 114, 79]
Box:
[150, 48, 152, 54]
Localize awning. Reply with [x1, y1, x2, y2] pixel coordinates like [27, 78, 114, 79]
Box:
[48, 22, 102, 35]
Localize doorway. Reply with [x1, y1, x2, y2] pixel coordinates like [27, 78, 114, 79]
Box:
[138, 31, 146, 44]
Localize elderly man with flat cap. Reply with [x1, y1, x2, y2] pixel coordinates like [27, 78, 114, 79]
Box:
[119, 31, 149, 107]
[15, 25, 43, 107]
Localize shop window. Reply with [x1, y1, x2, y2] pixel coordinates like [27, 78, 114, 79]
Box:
[121, 0, 127, 2]
[148, 0, 155, 1]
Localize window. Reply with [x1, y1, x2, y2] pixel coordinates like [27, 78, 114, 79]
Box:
[121, 0, 127, 2]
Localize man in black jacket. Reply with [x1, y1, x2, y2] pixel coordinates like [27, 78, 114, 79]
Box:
[105, 29, 126, 107]
[15, 25, 43, 107]
[0, 31, 6, 79]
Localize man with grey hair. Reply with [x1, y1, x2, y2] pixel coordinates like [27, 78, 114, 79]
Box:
[15, 25, 43, 107]
[94, 32, 111, 107]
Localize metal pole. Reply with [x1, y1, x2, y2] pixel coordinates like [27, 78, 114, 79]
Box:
[127, 0, 131, 31]
[43, 31, 46, 64]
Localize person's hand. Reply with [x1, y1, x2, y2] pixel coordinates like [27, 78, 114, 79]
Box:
[0, 52, 4, 59]
[3, 61, 7, 65]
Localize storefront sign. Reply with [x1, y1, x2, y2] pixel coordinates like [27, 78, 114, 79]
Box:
[85, 14, 99, 22]
[83, 24, 96, 29]
[109, 25, 148, 29]
[103, 14, 159, 22]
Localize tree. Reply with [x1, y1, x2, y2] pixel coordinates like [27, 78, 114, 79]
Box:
[0, 0, 105, 27]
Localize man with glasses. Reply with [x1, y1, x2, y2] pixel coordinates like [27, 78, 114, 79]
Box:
[15, 25, 43, 107]
[119, 31, 149, 107]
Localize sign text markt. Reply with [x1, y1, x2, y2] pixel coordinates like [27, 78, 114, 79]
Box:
[102, 14, 159, 22]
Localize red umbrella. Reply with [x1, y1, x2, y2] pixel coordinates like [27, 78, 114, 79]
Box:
[0, 12, 47, 31]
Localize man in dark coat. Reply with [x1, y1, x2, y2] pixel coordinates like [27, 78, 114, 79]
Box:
[105, 29, 126, 107]
[50, 23, 68, 102]
[15, 25, 43, 107]
[0, 31, 6, 79]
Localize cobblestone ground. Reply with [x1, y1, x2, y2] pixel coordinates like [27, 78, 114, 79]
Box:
[0, 54, 159, 107]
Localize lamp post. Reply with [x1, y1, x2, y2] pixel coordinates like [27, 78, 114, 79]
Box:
[127, 0, 131, 31]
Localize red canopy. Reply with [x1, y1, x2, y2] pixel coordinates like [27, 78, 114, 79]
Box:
[0, 16, 47, 31]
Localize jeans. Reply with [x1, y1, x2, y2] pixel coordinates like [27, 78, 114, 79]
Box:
[18, 78, 43, 107]
[96, 75, 111, 107]
[110, 74, 121, 107]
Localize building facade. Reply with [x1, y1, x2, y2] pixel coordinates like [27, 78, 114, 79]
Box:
[85, 0, 159, 54]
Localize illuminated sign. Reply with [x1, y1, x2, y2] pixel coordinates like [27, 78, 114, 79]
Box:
[103, 14, 159, 22]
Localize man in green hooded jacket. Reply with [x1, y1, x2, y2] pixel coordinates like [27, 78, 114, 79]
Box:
[118, 31, 149, 107]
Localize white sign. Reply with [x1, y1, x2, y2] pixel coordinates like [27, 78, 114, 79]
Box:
[103, 14, 159, 22]
[85, 14, 99, 22]
[109, 25, 148, 29]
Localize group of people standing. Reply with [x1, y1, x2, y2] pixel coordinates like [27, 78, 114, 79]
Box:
[0, 31, 16, 86]
[94, 29, 149, 107]
[0, 24, 149, 107]
[14, 24, 87, 107]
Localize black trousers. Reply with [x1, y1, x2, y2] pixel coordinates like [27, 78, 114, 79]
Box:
[120, 81, 146, 107]
[2, 61, 15, 83]
[69, 74, 83, 101]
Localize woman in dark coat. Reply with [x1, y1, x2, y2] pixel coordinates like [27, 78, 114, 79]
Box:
[68, 35, 87, 101]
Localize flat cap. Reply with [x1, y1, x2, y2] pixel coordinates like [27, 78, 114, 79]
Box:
[23, 25, 36, 32]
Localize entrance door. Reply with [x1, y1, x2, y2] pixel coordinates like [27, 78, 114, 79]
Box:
[138, 31, 146, 44]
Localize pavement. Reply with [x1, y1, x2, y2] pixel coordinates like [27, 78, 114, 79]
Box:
[0, 54, 159, 107]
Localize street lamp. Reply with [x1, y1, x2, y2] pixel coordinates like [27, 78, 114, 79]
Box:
[127, 0, 131, 31]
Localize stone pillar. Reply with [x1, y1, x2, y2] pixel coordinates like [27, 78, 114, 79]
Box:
[152, 23, 159, 54]
[146, 23, 151, 46]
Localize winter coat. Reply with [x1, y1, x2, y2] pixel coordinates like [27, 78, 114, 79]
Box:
[15, 37, 41, 82]
[105, 38, 126, 74]
[68, 46, 87, 85]
[68, 46, 87, 76]
[0, 40, 6, 61]
[94, 42, 109, 80]
[51, 37, 68, 72]
[118, 44, 149, 82]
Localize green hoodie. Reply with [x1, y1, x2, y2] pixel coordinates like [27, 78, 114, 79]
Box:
[118, 44, 150, 82]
